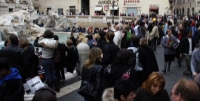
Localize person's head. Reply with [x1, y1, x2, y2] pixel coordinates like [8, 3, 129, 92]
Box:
[187, 30, 192, 38]
[167, 29, 172, 36]
[0, 58, 10, 79]
[19, 37, 29, 50]
[125, 25, 130, 31]
[114, 79, 136, 101]
[53, 35, 59, 41]
[132, 36, 140, 47]
[43, 30, 54, 38]
[115, 49, 133, 66]
[105, 31, 115, 42]
[171, 78, 200, 101]
[142, 72, 165, 95]
[98, 31, 106, 39]
[87, 34, 93, 40]
[4, 40, 10, 47]
[66, 39, 73, 47]
[139, 38, 148, 46]
[83, 47, 102, 69]
[9, 34, 19, 45]
[32, 87, 57, 101]
[70, 32, 74, 37]
[115, 23, 124, 31]
[107, 22, 111, 27]
[122, 30, 127, 38]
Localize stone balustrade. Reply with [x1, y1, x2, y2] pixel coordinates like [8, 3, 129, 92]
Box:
[66, 15, 137, 23]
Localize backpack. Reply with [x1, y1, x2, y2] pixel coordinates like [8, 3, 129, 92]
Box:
[126, 31, 133, 42]
[128, 47, 143, 71]
[54, 48, 60, 62]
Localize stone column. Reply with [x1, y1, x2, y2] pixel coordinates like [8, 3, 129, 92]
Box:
[76, 42, 90, 76]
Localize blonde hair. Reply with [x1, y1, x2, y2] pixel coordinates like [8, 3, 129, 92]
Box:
[84, 47, 102, 69]
[77, 33, 87, 43]
[19, 37, 29, 50]
[140, 38, 148, 46]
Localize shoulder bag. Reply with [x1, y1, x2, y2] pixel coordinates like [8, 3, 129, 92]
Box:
[77, 67, 98, 100]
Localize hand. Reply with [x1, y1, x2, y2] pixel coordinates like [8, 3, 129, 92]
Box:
[193, 72, 198, 77]
[180, 54, 182, 58]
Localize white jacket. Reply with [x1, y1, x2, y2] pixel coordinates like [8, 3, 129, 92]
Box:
[113, 31, 122, 49]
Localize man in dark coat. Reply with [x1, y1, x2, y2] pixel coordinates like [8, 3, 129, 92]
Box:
[0, 58, 24, 101]
[180, 30, 196, 77]
[0, 34, 27, 82]
[54, 35, 68, 81]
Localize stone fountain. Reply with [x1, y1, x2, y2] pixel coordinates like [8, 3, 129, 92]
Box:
[0, 0, 77, 41]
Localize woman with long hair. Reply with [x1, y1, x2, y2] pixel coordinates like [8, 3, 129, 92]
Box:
[138, 38, 159, 86]
[19, 37, 38, 79]
[80, 47, 103, 101]
[135, 72, 170, 101]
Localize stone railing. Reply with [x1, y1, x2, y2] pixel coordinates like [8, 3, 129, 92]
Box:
[66, 15, 137, 23]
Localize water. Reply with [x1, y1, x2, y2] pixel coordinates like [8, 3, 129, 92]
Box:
[0, 32, 80, 49]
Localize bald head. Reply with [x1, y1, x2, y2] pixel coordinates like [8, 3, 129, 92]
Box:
[174, 78, 200, 101]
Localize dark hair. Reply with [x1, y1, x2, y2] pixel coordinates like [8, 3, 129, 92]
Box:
[53, 35, 59, 40]
[115, 49, 133, 66]
[132, 36, 140, 47]
[0, 58, 10, 71]
[174, 78, 200, 101]
[9, 34, 19, 45]
[105, 31, 115, 42]
[4, 40, 9, 47]
[43, 30, 54, 38]
[196, 23, 200, 28]
[32, 87, 57, 101]
[98, 31, 106, 40]
[114, 79, 134, 100]
[66, 39, 73, 47]
[87, 34, 93, 40]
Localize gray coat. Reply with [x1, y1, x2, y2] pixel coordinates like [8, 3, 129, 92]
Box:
[162, 35, 178, 55]
[191, 48, 200, 74]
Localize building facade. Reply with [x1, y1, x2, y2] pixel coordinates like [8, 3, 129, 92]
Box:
[173, 0, 200, 15]
[0, 0, 29, 15]
[32, 0, 170, 16]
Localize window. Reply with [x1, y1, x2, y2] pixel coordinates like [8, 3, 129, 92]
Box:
[69, 6, 76, 15]
[58, 8, 63, 15]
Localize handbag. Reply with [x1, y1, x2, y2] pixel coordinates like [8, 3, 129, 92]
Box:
[121, 67, 132, 80]
[77, 67, 98, 100]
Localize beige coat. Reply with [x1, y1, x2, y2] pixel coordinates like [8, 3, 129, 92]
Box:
[149, 26, 159, 40]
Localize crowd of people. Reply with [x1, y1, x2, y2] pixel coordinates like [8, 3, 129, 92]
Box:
[1, 13, 200, 101]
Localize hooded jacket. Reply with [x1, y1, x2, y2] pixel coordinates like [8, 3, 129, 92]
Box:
[0, 68, 24, 101]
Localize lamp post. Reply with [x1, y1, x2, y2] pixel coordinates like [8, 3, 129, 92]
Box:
[112, 0, 114, 24]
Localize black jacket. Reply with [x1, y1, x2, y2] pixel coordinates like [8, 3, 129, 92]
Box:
[0, 80, 24, 101]
[102, 42, 120, 67]
[81, 63, 103, 101]
[180, 36, 195, 55]
[65, 45, 79, 73]
[138, 46, 159, 86]
[24, 44, 38, 78]
[107, 64, 139, 91]
[0, 45, 27, 81]
[55, 43, 68, 68]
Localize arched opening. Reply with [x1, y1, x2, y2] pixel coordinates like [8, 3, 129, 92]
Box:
[176, 9, 179, 14]
[192, 8, 195, 16]
[182, 8, 184, 15]
[187, 8, 190, 16]
[174, 9, 176, 14]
